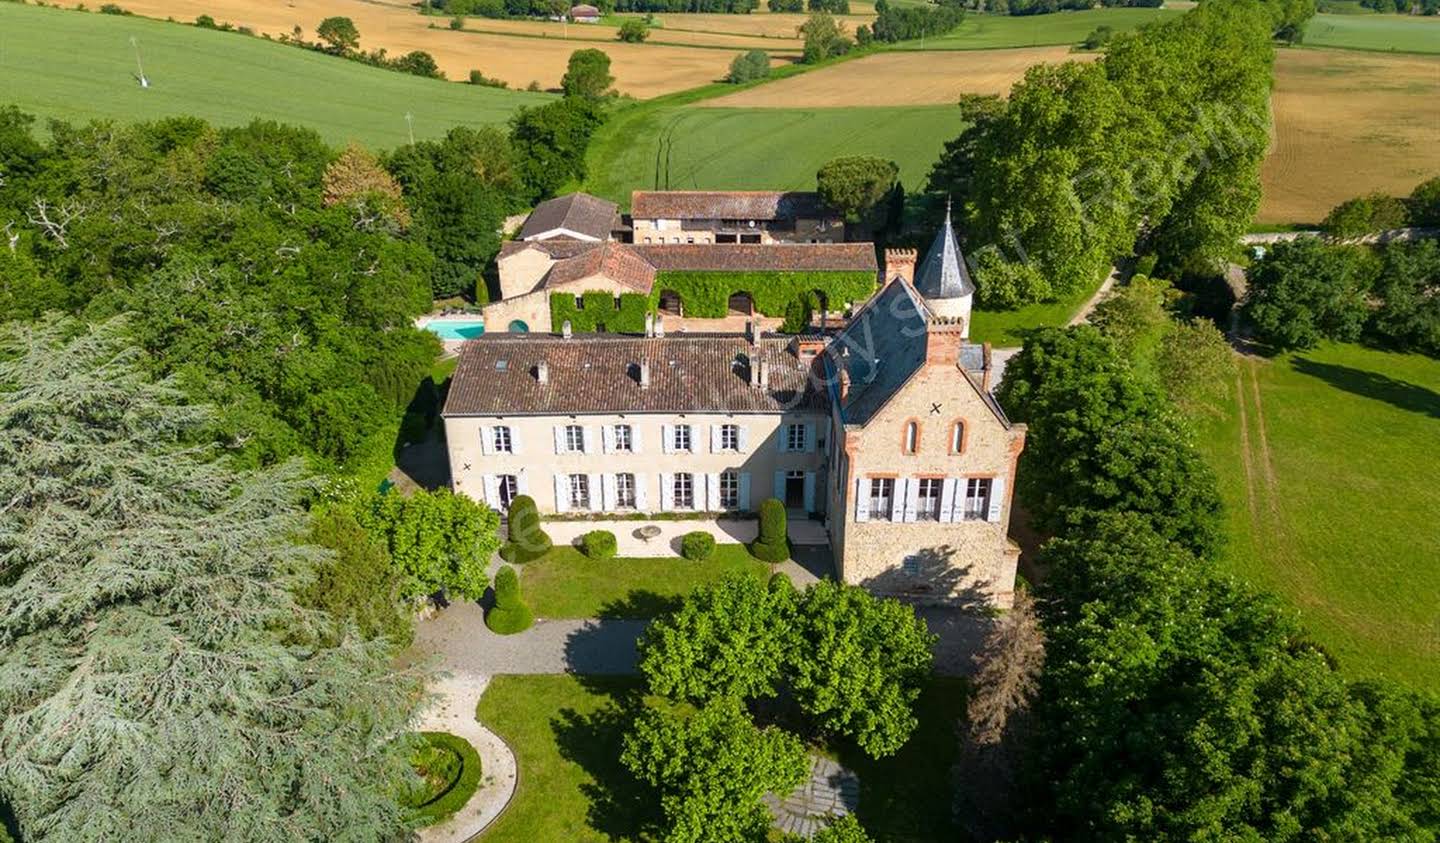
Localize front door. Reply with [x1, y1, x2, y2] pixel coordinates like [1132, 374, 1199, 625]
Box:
[785, 471, 805, 510]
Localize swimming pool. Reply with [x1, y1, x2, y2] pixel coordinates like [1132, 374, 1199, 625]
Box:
[425, 320, 485, 340]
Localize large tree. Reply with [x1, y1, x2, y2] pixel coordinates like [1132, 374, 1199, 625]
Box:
[815, 156, 899, 232]
[1241, 237, 1374, 351]
[315, 16, 360, 52]
[0, 317, 423, 841]
[561, 48, 615, 100]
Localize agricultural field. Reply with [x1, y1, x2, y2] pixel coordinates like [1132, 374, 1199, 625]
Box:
[889, 6, 1182, 50]
[450, 15, 795, 53]
[1196, 344, 1440, 692]
[707, 46, 1096, 107]
[1260, 48, 1440, 224]
[1301, 12, 1440, 54]
[0, 3, 549, 148]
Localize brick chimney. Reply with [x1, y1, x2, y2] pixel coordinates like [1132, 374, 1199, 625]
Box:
[640, 360, 651, 389]
[925, 318, 966, 367]
[838, 367, 851, 405]
[644, 313, 654, 337]
[654, 315, 666, 338]
[981, 343, 993, 392]
[561, 320, 572, 339]
[885, 248, 917, 285]
[536, 361, 549, 384]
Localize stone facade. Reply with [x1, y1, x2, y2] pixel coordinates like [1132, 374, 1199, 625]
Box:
[631, 216, 840, 245]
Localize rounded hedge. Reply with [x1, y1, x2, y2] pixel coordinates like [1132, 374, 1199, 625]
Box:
[486, 567, 534, 634]
[582, 529, 618, 560]
[501, 494, 552, 563]
[402, 731, 483, 827]
[750, 497, 791, 562]
[680, 531, 716, 561]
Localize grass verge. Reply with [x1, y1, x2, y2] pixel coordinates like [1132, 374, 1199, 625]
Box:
[520, 545, 770, 618]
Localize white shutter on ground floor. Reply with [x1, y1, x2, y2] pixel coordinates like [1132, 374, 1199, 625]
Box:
[659, 473, 673, 511]
[634, 472, 649, 511]
[587, 473, 602, 511]
[707, 473, 721, 511]
[854, 476, 870, 522]
[987, 477, 1006, 523]
[903, 477, 920, 522]
[601, 473, 617, 510]
[482, 475, 500, 508]
[739, 472, 752, 511]
[939, 478, 958, 523]
[553, 473, 569, 513]
[890, 478, 907, 523]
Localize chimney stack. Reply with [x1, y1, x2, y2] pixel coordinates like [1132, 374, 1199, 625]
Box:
[644, 313, 654, 338]
[639, 360, 651, 389]
[536, 361, 549, 384]
[561, 320, 572, 339]
[981, 343, 993, 392]
[925, 318, 966, 367]
[654, 315, 665, 338]
[884, 248, 918, 285]
[838, 367, 851, 405]
[758, 360, 770, 390]
[745, 319, 756, 345]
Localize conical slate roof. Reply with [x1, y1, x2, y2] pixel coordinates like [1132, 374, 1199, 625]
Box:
[914, 201, 975, 300]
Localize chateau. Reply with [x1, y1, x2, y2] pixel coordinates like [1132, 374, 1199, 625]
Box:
[443, 193, 1025, 607]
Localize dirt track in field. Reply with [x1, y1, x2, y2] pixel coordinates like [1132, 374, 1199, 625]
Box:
[1260, 48, 1440, 224]
[705, 46, 1097, 106]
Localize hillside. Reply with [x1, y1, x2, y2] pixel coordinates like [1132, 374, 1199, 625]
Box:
[0, 3, 551, 148]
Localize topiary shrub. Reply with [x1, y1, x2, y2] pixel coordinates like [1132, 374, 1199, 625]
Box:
[485, 567, 534, 634]
[582, 529, 617, 560]
[750, 498, 790, 562]
[680, 531, 716, 561]
[500, 494, 552, 563]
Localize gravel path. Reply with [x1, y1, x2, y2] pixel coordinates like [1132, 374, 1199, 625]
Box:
[418, 602, 645, 675]
[415, 672, 517, 843]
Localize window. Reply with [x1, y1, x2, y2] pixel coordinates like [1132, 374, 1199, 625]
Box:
[868, 477, 895, 520]
[615, 473, 636, 509]
[498, 475, 517, 508]
[903, 421, 918, 454]
[574, 295, 584, 310]
[673, 473, 694, 509]
[564, 424, 584, 453]
[786, 423, 805, 452]
[720, 424, 740, 452]
[686, 236, 695, 244]
[964, 478, 993, 521]
[614, 295, 623, 309]
[719, 471, 739, 509]
[951, 421, 965, 454]
[672, 424, 692, 453]
[917, 478, 942, 521]
[613, 424, 633, 453]
[492, 426, 513, 454]
[569, 474, 590, 510]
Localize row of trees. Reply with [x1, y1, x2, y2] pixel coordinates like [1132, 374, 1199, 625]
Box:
[927, 0, 1291, 309]
[871, 0, 966, 42]
[969, 322, 1439, 839]
[1321, 175, 1440, 239]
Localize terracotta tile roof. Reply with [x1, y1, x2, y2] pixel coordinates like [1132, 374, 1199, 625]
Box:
[541, 243, 656, 293]
[443, 335, 828, 416]
[518, 193, 618, 241]
[630, 191, 834, 221]
[631, 243, 877, 273]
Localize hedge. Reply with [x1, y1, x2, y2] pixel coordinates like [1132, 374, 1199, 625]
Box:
[404, 731, 483, 827]
[550, 290, 651, 333]
[680, 531, 717, 561]
[651, 270, 876, 319]
[486, 566, 534, 634]
[582, 529, 618, 559]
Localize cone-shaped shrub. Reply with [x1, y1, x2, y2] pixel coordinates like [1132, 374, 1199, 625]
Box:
[499, 494, 552, 563]
[750, 498, 790, 562]
[486, 567, 533, 634]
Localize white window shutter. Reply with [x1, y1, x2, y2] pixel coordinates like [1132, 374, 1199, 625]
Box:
[773, 470, 785, 503]
[987, 477, 1006, 523]
[601, 473, 616, 510]
[510, 427, 522, 455]
[553, 425, 565, 454]
[587, 473, 602, 511]
[480, 426, 494, 456]
[939, 478, 957, 524]
[517, 472, 530, 494]
[659, 473, 673, 511]
[903, 477, 920, 522]
[602, 425, 614, 454]
[804, 423, 816, 453]
[707, 473, 720, 510]
[482, 475, 500, 507]
[582, 426, 595, 454]
[738, 426, 750, 453]
[739, 473, 752, 511]
[891, 478, 907, 523]
[632, 425, 644, 453]
[710, 425, 721, 453]
[634, 473, 649, 511]
[662, 424, 673, 454]
[553, 474, 569, 513]
[854, 476, 870, 522]
[803, 473, 816, 512]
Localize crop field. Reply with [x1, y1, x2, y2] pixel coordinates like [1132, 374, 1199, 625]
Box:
[582, 104, 963, 205]
[1260, 48, 1440, 224]
[0, 3, 549, 148]
[1196, 344, 1440, 692]
[707, 46, 1096, 107]
[889, 7, 1182, 50]
[452, 15, 793, 52]
[1301, 12, 1440, 54]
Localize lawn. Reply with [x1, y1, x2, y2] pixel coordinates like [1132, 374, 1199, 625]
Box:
[519, 545, 772, 618]
[0, 4, 550, 149]
[475, 674, 968, 842]
[581, 103, 964, 206]
[969, 275, 1101, 347]
[890, 7, 1182, 50]
[1301, 12, 1440, 54]
[1195, 343, 1440, 692]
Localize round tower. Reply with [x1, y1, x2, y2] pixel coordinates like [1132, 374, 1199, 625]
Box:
[912, 200, 975, 336]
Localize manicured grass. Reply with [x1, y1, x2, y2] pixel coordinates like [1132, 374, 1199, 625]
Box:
[475, 674, 968, 842]
[404, 731, 483, 827]
[969, 274, 1102, 347]
[0, 4, 550, 148]
[1195, 343, 1440, 692]
[519, 545, 771, 618]
[582, 104, 964, 206]
[890, 7, 1182, 50]
[1301, 13, 1440, 54]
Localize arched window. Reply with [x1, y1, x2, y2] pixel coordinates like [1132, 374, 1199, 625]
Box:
[903, 421, 918, 455]
[507, 319, 530, 333]
[950, 421, 966, 454]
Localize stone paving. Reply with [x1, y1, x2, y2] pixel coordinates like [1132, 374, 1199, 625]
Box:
[416, 601, 645, 675]
[765, 755, 861, 839]
[415, 672, 517, 843]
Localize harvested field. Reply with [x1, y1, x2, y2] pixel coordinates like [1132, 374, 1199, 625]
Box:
[1261, 48, 1440, 224]
[111, 0, 752, 95]
[706, 47, 1096, 107]
[652, 10, 867, 40]
[458, 16, 791, 51]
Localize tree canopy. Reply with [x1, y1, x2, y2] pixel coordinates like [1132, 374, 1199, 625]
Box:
[816, 156, 900, 229]
[561, 48, 616, 99]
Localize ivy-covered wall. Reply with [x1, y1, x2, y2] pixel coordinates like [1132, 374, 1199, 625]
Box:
[550, 291, 651, 333]
[650, 270, 877, 318]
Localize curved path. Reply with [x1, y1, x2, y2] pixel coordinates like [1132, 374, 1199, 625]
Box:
[416, 672, 518, 843]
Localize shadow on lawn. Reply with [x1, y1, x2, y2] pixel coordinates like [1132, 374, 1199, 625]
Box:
[596, 589, 683, 620]
[1293, 357, 1440, 420]
[551, 676, 658, 840]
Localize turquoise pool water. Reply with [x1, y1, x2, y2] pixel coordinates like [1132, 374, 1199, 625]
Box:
[425, 320, 485, 340]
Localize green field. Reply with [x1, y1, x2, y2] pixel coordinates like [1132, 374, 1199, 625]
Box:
[582, 103, 963, 206]
[1196, 343, 1440, 692]
[891, 7, 1183, 50]
[0, 4, 550, 148]
[1301, 12, 1440, 53]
